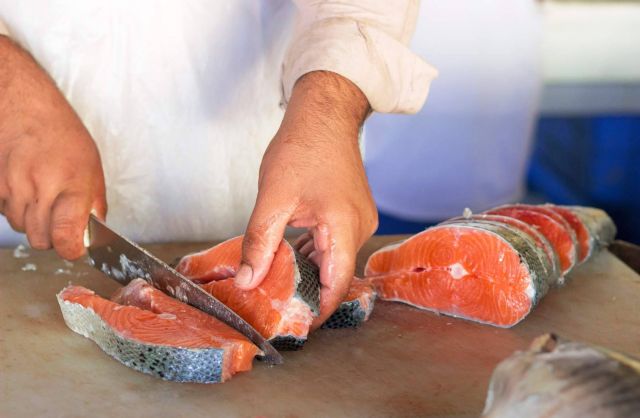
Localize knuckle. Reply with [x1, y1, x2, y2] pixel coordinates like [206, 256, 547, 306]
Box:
[242, 231, 268, 255]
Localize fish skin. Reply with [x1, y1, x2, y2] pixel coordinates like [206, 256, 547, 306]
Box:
[321, 299, 371, 329]
[292, 251, 321, 317]
[322, 278, 376, 329]
[566, 206, 617, 255]
[482, 334, 640, 418]
[57, 294, 227, 384]
[267, 253, 321, 350]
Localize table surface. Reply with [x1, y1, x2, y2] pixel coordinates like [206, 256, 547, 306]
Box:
[1, 236, 639, 418]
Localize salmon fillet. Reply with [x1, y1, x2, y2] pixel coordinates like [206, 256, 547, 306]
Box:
[57, 279, 260, 383]
[176, 236, 320, 350]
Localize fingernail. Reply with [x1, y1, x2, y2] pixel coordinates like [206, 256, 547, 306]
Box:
[234, 264, 254, 288]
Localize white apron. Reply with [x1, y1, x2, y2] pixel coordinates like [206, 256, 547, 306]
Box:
[0, 0, 294, 244]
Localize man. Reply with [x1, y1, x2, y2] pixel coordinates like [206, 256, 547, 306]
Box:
[0, 1, 436, 326]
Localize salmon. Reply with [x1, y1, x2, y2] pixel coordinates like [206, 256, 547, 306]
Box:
[565, 206, 617, 256]
[482, 334, 640, 417]
[445, 214, 562, 281]
[543, 205, 592, 263]
[57, 279, 260, 383]
[485, 204, 578, 278]
[322, 278, 377, 329]
[176, 236, 320, 350]
[364, 204, 615, 328]
[365, 220, 554, 327]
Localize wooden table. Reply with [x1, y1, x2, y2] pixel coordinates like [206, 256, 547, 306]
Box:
[1, 236, 639, 418]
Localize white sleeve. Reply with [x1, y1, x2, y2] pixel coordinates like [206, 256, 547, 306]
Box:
[0, 18, 9, 36]
[282, 0, 438, 114]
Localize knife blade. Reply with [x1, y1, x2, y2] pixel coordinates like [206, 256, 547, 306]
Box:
[84, 214, 283, 365]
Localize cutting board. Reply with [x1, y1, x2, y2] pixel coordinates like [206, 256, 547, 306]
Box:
[1, 237, 639, 418]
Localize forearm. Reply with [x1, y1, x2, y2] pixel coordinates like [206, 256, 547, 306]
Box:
[0, 35, 76, 140]
[282, 70, 370, 143]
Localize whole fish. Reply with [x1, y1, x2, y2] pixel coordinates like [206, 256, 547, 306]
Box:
[482, 334, 640, 418]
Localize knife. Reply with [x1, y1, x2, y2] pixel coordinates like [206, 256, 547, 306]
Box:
[84, 214, 283, 365]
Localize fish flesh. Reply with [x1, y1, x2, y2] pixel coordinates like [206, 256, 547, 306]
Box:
[364, 205, 615, 328]
[445, 214, 562, 280]
[57, 279, 260, 383]
[176, 236, 320, 350]
[565, 205, 617, 256]
[485, 204, 578, 277]
[322, 278, 377, 329]
[365, 220, 555, 327]
[543, 204, 592, 263]
[482, 334, 640, 418]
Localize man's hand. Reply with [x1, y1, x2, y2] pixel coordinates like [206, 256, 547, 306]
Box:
[236, 71, 377, 328]
[0, 36, 106, 259]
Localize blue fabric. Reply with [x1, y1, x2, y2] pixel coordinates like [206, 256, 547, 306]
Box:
[527, 115, 640, 244]
[375, 211, 438, 235]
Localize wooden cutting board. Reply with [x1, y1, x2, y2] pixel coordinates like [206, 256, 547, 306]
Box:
[1, 237, 639, 418]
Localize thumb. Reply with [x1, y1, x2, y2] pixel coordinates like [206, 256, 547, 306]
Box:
[235, 197, 291, 290]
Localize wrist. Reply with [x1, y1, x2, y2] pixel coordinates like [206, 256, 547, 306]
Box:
[284, 71, 370, 137]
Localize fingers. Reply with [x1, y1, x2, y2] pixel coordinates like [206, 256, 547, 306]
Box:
[50, 191, 92, 260]
[310, 222, 356, 329]
[4, 194, 29, 232]
[298, 239, 315, 257]
[293, 231, 311, 251]
[236, 197, 293, 290]
[24, 195, 54, 249]
[3, 165, 33, 232]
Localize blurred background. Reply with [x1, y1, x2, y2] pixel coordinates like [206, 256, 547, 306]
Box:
[364, 0, 640, 244]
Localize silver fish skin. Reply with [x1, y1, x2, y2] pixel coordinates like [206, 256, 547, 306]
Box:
[482, 334, 640, 418]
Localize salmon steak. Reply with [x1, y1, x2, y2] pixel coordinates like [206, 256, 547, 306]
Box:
[176, 236, 320, 350]
[322, 278, 377, 329]
[485, 204, 578, 279]
[364, 204, 615, 328]
[57, 279, 260, 383]
[365, 220, 555, 327]
[563, 206, 617, 258]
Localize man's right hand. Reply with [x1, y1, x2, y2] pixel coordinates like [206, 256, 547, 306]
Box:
[0, 36, 106, 260]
